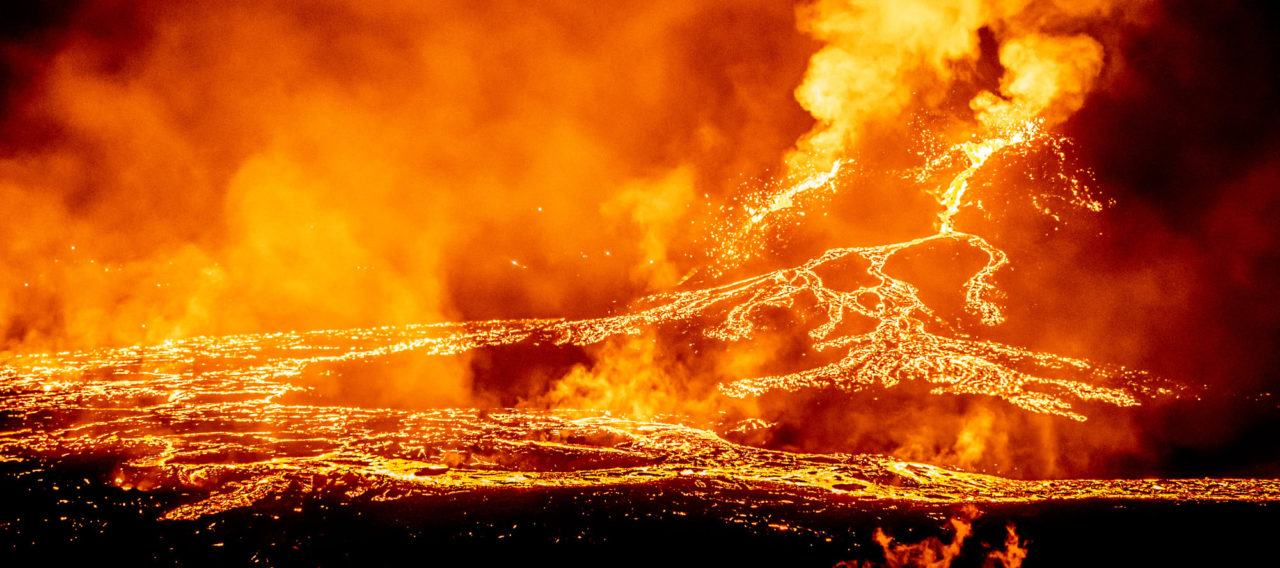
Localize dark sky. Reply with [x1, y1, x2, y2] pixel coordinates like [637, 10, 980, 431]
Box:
[1070, 0, 1280, 391]
[1058, 0, 1280, 474]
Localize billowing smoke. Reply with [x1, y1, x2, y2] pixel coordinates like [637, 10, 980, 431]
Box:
[786, 0, 1148, 171]
[726, 0, 1280, 477]
[0, 0, 812, 351]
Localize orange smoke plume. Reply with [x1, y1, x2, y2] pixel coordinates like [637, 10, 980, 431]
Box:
[0, 0, 814, 355]
[789, 0, 1152, 172]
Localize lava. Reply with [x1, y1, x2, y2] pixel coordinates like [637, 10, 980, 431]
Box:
[2, 331, 1277, 523]
[3, 1, 1280, 565]
[1, 119, 1273, 524]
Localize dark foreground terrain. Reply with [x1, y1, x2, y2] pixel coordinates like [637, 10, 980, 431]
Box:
[2, 456, 1275, 567]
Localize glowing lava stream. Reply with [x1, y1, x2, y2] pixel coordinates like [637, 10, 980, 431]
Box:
[318, 119, 1144, 422]
[3, 120, 1238, 521]
[7, 121, 1149, 422]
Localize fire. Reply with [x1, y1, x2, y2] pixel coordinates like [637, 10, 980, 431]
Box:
[835, 507, 1028, 568]
[0, 0, 1192, 479]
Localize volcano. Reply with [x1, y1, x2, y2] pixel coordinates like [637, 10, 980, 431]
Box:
[4, 0, 1280, 566]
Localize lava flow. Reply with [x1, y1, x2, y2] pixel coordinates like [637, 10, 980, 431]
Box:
[3, 117, 1277, 528]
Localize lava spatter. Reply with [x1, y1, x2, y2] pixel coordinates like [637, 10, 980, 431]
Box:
[278, 119, 1143, 423]
[0, 119, 1256, 523]
[1, 348, 1276, 521]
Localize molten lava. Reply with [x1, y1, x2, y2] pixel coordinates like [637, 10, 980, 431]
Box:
[2, 119, 1275, 526]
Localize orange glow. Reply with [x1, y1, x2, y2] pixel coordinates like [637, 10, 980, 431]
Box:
[0, 0, 812, 354]
[835, 507, 1028, 568]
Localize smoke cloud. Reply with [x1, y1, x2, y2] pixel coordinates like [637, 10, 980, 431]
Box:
[0, 0, 813, 349]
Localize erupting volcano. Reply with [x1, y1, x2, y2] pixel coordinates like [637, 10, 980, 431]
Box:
[3, 0, 1280, 566]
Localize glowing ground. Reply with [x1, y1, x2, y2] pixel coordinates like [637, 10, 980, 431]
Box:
[2, 326, 1278, 565]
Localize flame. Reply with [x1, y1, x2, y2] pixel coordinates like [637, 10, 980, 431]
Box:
[835, 507, 1029, 568]
[986, 524, 1030, 568]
